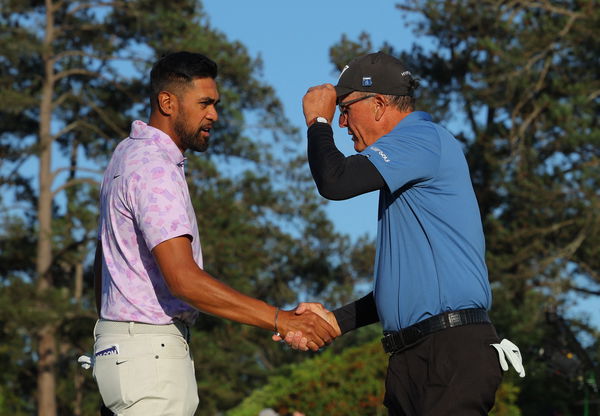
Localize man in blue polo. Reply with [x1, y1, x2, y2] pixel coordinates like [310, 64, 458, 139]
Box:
[283, 52, 518, 415]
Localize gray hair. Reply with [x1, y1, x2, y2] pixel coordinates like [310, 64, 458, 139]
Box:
[383, 95, 416, 112]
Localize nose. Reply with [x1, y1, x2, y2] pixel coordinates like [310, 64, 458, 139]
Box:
[208, 105, 218, 122]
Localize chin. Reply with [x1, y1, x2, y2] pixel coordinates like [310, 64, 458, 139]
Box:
[186, 137, 209, 153]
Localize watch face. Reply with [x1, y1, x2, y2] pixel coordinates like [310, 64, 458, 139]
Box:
[316, 117, 328, 124]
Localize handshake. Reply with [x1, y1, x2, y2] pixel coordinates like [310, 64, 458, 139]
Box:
[271, 303, 341, 352]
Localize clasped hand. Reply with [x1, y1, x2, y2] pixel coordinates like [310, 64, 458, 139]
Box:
[273, 303, 341, 351]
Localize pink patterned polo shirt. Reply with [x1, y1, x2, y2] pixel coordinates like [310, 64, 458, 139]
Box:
[98, 120, 201, 325]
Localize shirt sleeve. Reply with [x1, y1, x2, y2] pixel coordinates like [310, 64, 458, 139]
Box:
[361, 127, 441, 193]
[332, 291, 380, 334]
[307, 123, 385, 200]
[128, 164, 194, 251]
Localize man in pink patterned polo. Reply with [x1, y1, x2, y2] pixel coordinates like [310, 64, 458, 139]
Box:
[92, 51, 336, 415]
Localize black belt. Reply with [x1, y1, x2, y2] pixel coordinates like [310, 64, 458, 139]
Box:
[381, 308, 491, 354]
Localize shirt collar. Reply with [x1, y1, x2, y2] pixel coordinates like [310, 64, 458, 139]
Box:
[129, 120, 186, 166]
[396, 111, 432, 127]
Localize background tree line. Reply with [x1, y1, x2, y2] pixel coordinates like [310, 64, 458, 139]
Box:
[0, 0, 598, 415]
[232, 1, 600, 415]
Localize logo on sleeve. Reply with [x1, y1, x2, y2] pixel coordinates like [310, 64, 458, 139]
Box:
[370, 146, 390, 163]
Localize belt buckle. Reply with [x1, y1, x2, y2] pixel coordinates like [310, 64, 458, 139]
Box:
[381, 332, 396, 354]
[447, 311, 462, 327]
[382, 330, 407, 354]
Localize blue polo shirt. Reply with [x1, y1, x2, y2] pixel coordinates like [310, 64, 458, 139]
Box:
[361, 111, 491, 331]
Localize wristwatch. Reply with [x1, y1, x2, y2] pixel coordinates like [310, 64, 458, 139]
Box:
[308, 116, 329, 127]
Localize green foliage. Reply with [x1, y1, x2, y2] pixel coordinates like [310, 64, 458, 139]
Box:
[228, 337, 388, 416]
[489, 381, 521, 416]
[229, 331, 525, 416]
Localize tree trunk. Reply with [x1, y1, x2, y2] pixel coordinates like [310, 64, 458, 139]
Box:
[36, 326, 57, 416]
[74, 263, 83, 302]
[36, 1, 57, 415]
[73, 262, 84, 416]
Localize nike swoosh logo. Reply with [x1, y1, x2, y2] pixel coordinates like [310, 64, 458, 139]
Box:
[115, 360, 127, 365]
[113, 174, 121, 179]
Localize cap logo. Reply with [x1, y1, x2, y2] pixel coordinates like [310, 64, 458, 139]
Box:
[338, 65, 349, 81]
[362, 76, 372, 87]
[401, 71, 412, 77]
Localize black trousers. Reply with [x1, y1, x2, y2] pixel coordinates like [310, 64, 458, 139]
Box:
[384, 323, 503, 416]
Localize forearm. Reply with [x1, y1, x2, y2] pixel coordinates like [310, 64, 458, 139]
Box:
[307, 123, 385, 200]
[152, 236, 336, 351]
[172, 267, 277, 331]
[332, 291, 380, 334]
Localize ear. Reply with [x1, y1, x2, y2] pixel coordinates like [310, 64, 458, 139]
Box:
[156, 91, 177, 116]
[374, 95, 387, 121]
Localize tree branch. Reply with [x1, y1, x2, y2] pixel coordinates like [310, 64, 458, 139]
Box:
[86, 99, 128, 138]
[54, 68, 101, 82]
[508, 54, 552, 157]
[519, 0, 584, 19]
[51, 91, 75, 110]
[588, 90, 600, 102]
[463, 95, 480, 138]
[575, 261, 600, 284]
[77, 119, 119, 141]
[50, 166, 104, 183]
[51, 178, 99, 197]
[51, 50, 103, 66]
[538, 227, 587, 270]
[568, 286, 600, 297]
[51, 120, 81, 142]
[513, 218, 577, 240]
[50, 0, 66, 13]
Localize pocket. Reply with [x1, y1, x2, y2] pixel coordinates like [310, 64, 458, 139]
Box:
[155, 335, 189, 359]
[119, 355, 158, 406]
[93, 354, 125, 412]
[93, 341, 158, 411]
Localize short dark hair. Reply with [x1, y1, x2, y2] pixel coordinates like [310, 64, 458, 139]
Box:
[150, 51, 218, 105]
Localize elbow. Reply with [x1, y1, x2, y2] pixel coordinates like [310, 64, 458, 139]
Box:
[164, 271, 191, 302]
[318, 188, 345, 201]
[316, 180, 349, 201]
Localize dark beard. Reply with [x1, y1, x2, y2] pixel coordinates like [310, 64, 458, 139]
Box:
[174, 116, 208, 152]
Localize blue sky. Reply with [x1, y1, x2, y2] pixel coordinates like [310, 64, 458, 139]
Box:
[203, 1, 419, 240]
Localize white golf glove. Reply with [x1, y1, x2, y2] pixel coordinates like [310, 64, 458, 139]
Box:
[491, 339, 525, 377]
[77, 354, 93, 370]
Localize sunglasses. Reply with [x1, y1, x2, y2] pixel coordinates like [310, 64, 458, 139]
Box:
[338, 94, 377, 115]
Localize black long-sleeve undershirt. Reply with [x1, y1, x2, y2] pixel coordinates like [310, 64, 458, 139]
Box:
[307, 122, 383, 333]
[332, 291, 380, 334]
[307, 122, 385, 200]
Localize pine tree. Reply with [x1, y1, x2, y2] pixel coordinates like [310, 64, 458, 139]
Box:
[0, 1, 370, 414]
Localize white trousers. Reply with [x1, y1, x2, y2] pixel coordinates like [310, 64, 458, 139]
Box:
[93, 320, 199, 416]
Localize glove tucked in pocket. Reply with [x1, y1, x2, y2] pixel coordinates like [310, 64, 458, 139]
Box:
[491, 339, 525, 377]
